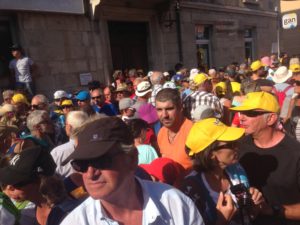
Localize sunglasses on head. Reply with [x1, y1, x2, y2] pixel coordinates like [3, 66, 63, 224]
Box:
[91, 95, 102, 100]
[240, 111, 269, 118]
[71, 152, 121, 173]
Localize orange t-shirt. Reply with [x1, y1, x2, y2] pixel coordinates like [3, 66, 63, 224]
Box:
[157, 118, 193, 173]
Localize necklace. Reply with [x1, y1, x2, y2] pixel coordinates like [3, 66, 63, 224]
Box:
[168, 130, 177, 143]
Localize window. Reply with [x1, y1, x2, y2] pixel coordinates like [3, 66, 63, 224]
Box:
[244, 29, 254, 62]
[195, 25, 211, 70]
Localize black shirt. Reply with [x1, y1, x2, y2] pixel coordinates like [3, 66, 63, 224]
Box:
[239, 134, 300, 225]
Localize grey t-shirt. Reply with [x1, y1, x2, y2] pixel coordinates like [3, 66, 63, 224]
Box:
[9, 57, 33, 82]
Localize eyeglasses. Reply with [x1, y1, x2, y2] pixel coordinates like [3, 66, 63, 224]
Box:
[31, 104, 44, 110]
[71, 152, 121, 173]
[213, 142, 238, 151]
[91, 95, 102, 100]
[240, 111, 269, 118]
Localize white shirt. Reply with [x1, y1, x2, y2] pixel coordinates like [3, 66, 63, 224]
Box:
[51, 139, 76, 178]
[60, 178, 204, 225]
[9, 57, 33, 82]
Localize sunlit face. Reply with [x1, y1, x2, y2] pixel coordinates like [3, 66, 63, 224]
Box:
[91, 89, 104, 106]
[82, 152, 135, 201]
[11, 50, 21, 58]
[239, 111, 270, 137]
[211, 142, 239, 169]
[155, 100, 182, 129]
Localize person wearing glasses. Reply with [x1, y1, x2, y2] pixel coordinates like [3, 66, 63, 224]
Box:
[90, 88, 117, 116]
[75, 90, 91, 109]
[231, 91, 300, 224]
[60, 117, 204, 225]
[181, 117, 264, 225]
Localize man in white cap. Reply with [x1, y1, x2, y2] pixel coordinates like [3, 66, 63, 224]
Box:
[272, 66, 294, 121]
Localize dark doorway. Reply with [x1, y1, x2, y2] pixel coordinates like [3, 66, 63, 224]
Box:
[0, 20, 13, 78]
[108, 21, 149, 72]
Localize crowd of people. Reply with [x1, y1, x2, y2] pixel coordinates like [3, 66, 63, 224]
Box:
[0, 45, 300, 225]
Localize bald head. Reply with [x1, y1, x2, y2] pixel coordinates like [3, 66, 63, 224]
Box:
[150, 71, 164, 85]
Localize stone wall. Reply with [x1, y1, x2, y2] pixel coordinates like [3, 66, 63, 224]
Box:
[17, 12, 105, 97]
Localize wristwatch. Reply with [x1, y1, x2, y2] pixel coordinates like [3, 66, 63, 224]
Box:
[271, 205, 283, 218]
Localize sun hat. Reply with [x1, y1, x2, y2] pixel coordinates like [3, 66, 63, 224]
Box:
[272, 66, 292, 84]
[75, 90, 90, 101]
[138, 103, 159, 124]
[0, 146, 56, 186]
[193, 73, 210, 86]
[186, 118, 245, 156]
[12, 93, 29, 105]
[119, 98, 134, 111]
[290, 64, 300, 73]
[115, 84, 127, 92]
[135, 81, 152, 97]
[62, 117, 134, 164]
[163, 81, 177, 89]
[215, 82, 226, 95]
[147, 71, 154, 77]
[0, 104, 15, 114]
[54, 90, 68, 100]
[231, 82, 241, 93]
[230, 91, 280, 113]
[250, 60, 263, 72]
[139, 158, 185, 185]
[0, 123, 18, 140]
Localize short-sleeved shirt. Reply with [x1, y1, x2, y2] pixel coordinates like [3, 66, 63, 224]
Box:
[60, 178, 204, 225]
[9, 57, 33, 82]
[137, 144, 158, 165]
[157, 118, 193, 172]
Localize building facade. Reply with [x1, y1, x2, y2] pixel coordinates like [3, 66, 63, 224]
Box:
[0, 0, 278, 96]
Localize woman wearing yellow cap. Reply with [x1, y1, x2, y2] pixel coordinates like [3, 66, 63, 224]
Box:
[180, 118, 265, 225]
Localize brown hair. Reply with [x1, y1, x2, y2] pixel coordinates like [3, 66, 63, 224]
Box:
[155, 88, 181, 107]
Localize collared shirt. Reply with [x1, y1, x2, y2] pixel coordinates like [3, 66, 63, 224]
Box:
[183, 91, 223, 120]
[60, 178, 204, 225]
[51, 139, 76, 178]
[150, 84, 163, 106]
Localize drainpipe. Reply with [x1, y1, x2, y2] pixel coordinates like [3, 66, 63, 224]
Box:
[175, 0, 183, 62]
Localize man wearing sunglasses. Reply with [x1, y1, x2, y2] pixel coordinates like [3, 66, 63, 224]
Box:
[60, 117, 203, 225]
[231, 91, 300, 224]
[90, 88, 117, 116]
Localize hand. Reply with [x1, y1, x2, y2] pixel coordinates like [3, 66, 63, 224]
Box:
[216, 192, 237, 224]
[249, 187, 264, 205]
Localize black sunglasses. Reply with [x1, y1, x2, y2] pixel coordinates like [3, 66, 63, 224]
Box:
[71, 152, 121, 173]
[240, 111, 269, 118]
[61, 105, 72, 109]
[291, 80, 300, 86]
[31, 104, 44, 109]
[212, 142, 238, 151]
[91, 95, 102, 100]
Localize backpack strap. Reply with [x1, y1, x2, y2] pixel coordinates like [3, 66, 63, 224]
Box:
[283, 85, 293, 93]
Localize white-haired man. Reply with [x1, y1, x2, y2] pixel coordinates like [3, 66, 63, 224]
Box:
[51, 111, 88, 178]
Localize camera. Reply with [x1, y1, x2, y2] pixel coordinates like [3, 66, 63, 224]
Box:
[230, 183, 254, 209]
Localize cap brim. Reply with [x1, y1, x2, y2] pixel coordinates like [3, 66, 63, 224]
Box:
[62, 141, 116, 165]
[230, 105, 256, 111]
[0, 167, 31, 185]
[218, 126, 245, 142]
[135, 89, 152, 97]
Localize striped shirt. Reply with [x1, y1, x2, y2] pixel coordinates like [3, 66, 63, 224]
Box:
[150, 84, 163, 106]
[183, 91, 223, 120]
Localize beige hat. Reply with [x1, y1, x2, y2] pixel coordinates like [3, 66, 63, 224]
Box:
[273, 66, 292, 84]
[135, 81, 152, 97]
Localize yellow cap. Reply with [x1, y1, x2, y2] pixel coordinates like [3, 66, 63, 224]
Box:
[231, 82, 241, 93]
[12, 93, 29, 105]
[215, 82, 226, 95]
[186, 118, 245, 156]
[230, 91, 280, 113]
[290, 64, 300, 73]
[61, 99, 73, 106]
[251, 60, 263, 71]
[193, 73, 210, 86]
